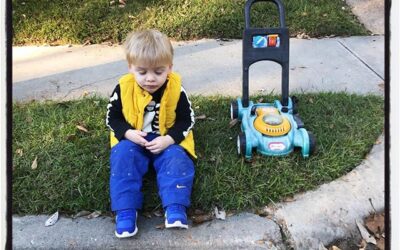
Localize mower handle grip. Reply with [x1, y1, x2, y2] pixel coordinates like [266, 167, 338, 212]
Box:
[244, 0, 286, 29]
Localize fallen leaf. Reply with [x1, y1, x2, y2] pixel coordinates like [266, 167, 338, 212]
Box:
[255, 208, 268, 217]
[153, 210, 163, 217]
[83, 40, 91, 46]
[45, 211, 59, 227]
[318, 243, 328, 250]
[329, 246, 341, 250]
[82, 91, 89, 97]
[229, 118, 239, 128]
[256, 239, 265, 245]
[308, 98, 314, 104]
[31, 156, 38, 170]
[356, 219, 376, 245]
[378, 82, 384, 90]
[76, 125, 89, 133]
[257, 98, 264, 103]
[155, 223, 165, 229]
[374, 137, 383, 145]
[214, 207, 226, 220]
[16, 149, 23, 156]
[358, 239, 367, 249]
[365, 213, 384, 235]
[195, 114, 207, 120]
[296, 33, 310, 39]
[87, 211, 101, 219]
[191, 213, 213, 224]
[376, 237, 385, 250]
[72, 210, 91, 219]
[26, 116, 33, 123]
[142, 212, 152, 218]
[284, 196, 295, 202]
[66, 134, 76, 141]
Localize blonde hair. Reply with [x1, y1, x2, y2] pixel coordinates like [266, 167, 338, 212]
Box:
[124, 29, 173, 67]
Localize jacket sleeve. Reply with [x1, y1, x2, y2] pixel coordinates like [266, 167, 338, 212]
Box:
[106, 84, 134, 140]
[167, 86, 195, 144]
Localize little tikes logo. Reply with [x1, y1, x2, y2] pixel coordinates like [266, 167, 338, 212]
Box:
[268, 142, 286, 151]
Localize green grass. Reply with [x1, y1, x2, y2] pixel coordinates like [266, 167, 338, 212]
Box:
[12, 0, 368, 45]
[12, 93, 384, 215]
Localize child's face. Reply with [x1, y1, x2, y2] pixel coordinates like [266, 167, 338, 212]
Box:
[129, 64, 172, 94]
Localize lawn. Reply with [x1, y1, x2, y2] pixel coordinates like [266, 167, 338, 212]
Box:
[12, 0, 368, 45]
[12, 93, 384, 215]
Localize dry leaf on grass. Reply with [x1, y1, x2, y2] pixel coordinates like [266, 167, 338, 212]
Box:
[31, 156, 38, 170]
[66, 134, 76, 141]
[16, 149, 23, 156]
[195, 114, 207, 120]
[76, 125, 89, 133]
[45, 211, 59, 227]
[229, 119, 239, 128]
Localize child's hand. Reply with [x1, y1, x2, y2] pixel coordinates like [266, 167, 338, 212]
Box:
[124, 129, 148, 146]
[145, 135, 175, 154]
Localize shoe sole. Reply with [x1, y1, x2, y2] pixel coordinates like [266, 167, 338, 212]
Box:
[115, 226, 138, 238]
[165, 219, 188, 229]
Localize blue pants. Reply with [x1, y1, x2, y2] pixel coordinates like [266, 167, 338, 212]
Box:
[109, 133, 195, 211]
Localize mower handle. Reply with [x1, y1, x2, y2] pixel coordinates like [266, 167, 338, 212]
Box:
[245, 0, 286, 29]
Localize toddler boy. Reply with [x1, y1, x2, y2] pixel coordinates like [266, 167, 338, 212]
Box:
[106, 29, 196, 238]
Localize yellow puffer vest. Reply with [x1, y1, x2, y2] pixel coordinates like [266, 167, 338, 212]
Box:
[110, 72, 196, 159]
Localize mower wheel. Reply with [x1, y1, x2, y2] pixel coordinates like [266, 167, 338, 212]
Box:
[237, 133, 246, 155]
[308, 131, 317, 155]
[230, 100, 239, 120]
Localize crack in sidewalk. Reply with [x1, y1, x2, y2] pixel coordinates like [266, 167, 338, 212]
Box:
[337, 40, 383, 80]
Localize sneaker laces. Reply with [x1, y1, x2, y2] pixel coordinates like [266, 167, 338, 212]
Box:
[167, 204, 186, 216]
[117, 209, 135, 220]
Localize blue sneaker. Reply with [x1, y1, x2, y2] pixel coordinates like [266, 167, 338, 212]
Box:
[165, 204, 188, 229]
[115, 209, 138, 238]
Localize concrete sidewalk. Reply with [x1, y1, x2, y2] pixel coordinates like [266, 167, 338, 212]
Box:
[13, 36, 384, 102]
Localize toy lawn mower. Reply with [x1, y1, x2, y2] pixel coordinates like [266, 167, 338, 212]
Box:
[231, 0, 316, 160]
